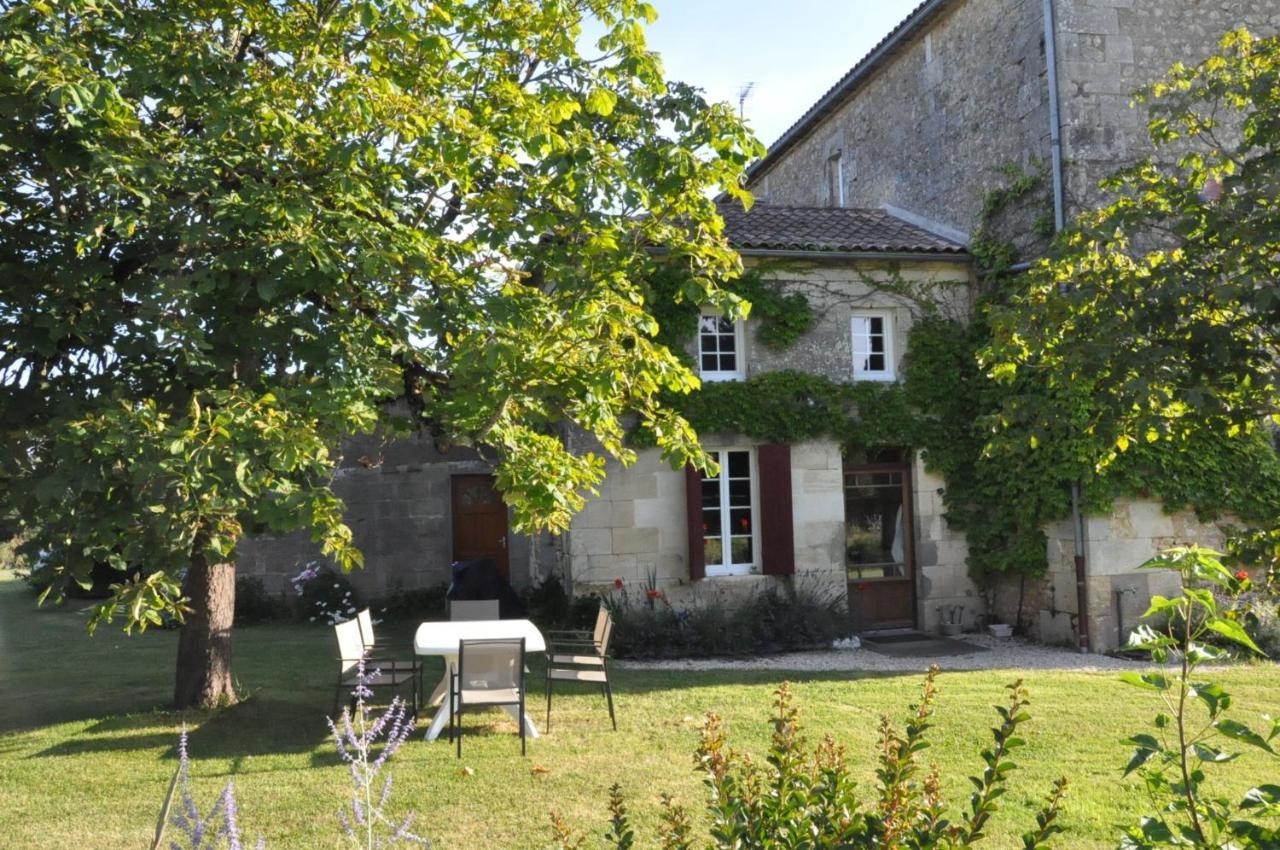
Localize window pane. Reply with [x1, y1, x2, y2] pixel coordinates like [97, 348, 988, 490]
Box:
[730, 536, 753, 564]
[727, 451, 749, 479]
[870, 333, 884, 354]
[701, 354, 718, 372]
[868, 316, 884, 335]
[704, 537, 723, 567]
[730, 507, 751, 534]
[702, 509, 721, 535]
[868, 353, 885, 371]
[715, 317, 734, 334]
[845, 473, 906, 579]
[728, 479, 751, 506]
[702, 333, 720, 353]
[851, 316, 869, 337]
[699, 316, 719, 334]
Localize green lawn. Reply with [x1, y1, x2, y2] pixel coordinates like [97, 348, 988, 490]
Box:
[1, 573, 1276, 849]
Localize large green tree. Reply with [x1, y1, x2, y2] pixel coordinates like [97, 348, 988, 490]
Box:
[0, 0, 759, 707]
[986, 29, 1280, 459]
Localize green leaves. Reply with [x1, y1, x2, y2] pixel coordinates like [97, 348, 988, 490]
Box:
[1, 0, 761, 646]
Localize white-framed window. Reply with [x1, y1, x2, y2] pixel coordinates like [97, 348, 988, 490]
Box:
[700, 449, 758, 576]
[697, 311, 745, 381]
[851, 312, 895, 381]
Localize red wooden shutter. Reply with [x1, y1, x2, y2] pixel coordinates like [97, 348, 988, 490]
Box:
[684, 463, 706, 580]
[757, 443, 795, 576]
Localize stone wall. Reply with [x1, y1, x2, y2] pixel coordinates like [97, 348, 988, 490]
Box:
[565, 439, 847, 609]
[738, 257, 973, 382]
[749, 0, 1053, 240]
[987, 499, 1231, 651]
[1055, 0, 1280, 215]
[912, 458, 984, 631]
[237, 430, 555, 601]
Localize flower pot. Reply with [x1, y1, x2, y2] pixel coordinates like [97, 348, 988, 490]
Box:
[987, 623, 1013, 639]
[940, 622, 963, 637]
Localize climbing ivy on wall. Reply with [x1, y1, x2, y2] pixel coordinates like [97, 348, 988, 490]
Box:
[641, 167, 1280, 586]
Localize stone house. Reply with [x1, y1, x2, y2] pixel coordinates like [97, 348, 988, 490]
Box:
[241, 0, 1279, 651]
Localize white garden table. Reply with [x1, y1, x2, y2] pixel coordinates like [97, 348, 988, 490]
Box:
[413, 618, 546, 742]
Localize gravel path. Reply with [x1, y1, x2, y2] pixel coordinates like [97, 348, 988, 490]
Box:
[618, 634, 1153, 673]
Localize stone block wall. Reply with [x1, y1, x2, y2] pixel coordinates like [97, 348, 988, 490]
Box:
[912, 458, 984, 632]
[566, 439, 848, 609]
[990, 499, 1231, 651]
[237, 429, 555, 601]
[749, 0, 1053, 240]
[1055, 0, 1280, 215]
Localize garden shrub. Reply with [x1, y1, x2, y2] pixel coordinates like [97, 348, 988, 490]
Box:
[1120, 547, 1280, 849]
[233, 576, 290, 626]
[603, 579, 854, 659]
[373, 582, 449, 621]
[552, 669, 1069, 849]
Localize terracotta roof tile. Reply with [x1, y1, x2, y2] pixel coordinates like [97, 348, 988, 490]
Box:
[719, 204, 966, 255]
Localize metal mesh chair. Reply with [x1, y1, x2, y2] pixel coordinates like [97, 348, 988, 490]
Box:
[544, 605, 616, 731]
[449, 599, 500, 621]
[333, 619, 419, 715]
[449, 638, 527, 758]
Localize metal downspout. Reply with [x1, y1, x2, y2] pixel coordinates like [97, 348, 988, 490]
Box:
[1042, 0, 1090, 652]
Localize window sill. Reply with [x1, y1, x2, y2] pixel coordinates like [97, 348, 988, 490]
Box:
[700, 372, 744, 383]
[852, 373, 896, 383]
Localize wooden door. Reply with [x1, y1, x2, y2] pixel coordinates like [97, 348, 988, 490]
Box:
[451, 475, 510, 578]
[844, 458, 916, 630]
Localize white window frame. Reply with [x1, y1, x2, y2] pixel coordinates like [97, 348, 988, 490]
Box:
[697, 309, 746, 382]
[702, 448, 759, 577]
[851, 311, 895, 381]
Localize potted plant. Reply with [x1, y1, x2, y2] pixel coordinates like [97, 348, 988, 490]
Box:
[937, 605, 964, 636]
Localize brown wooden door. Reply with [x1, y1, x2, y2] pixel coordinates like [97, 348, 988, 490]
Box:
[451, 475, 510, 578]
[844, 459, 916, 630]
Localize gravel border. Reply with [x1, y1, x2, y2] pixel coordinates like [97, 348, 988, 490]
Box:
[617, 634, 1155, 673]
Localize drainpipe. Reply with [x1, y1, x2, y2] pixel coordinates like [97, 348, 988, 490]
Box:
[1042, 0, 1090, 652]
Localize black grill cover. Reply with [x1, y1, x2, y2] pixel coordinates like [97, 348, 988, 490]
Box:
[446, 558, 526, 619]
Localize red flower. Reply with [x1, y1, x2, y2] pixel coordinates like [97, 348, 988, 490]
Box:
[646, 589, 663, 600]
[739, 517, 749, 530]
[1235, 570, 1250, 581]
[614, 577, 624, 589]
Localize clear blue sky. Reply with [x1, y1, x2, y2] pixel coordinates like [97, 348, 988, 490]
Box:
[638, 1, 924, 148]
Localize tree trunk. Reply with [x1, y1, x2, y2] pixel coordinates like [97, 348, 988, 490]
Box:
[173, 552, 237, 709]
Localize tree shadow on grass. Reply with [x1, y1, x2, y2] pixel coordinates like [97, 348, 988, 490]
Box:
[29, 696, 333, 766]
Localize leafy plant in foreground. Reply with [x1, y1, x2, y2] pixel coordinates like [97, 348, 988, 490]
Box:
[1120, 546, 1280, 849]
[553, 669, 1068, 849]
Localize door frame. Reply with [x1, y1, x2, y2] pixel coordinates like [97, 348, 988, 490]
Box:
[842, 459, 918, 630]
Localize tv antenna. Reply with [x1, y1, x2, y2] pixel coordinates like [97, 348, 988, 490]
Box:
[737, 82, 756, 120]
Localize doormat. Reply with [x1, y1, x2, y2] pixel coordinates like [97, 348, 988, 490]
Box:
[859, 632, 986, 658]
[859, 630, 932, 645]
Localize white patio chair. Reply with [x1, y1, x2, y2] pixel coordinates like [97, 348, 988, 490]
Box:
[333, 619, 418, 715]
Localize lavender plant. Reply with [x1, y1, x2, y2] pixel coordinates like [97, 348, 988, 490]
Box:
[329, 659, 430, 849]
[151, 729, 264, 850]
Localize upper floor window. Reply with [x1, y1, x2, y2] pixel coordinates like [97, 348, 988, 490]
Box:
[851, 312, 894, 381]
[701, 449, 757, 576]
[698, 312, 745, 381]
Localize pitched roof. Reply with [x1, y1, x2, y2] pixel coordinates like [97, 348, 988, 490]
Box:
[746, 0, 958, 182]
[719, 204, 966, 256]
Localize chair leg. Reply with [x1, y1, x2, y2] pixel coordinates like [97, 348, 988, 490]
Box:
[603, 675, 617, 731]
[520, 695, 527, 757]
[545, 674, 553, 733]
[455, 702, 462, 760]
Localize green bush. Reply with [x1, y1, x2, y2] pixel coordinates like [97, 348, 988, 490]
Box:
[234, 575, 291, 625]
[604, 580, 855, 659]
[373, 583, 449, 621]
[552, 670, 1068, 849]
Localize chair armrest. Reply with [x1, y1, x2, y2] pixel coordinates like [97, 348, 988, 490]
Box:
[546, 629, 593, 639]
[547, 638, 599, 652]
